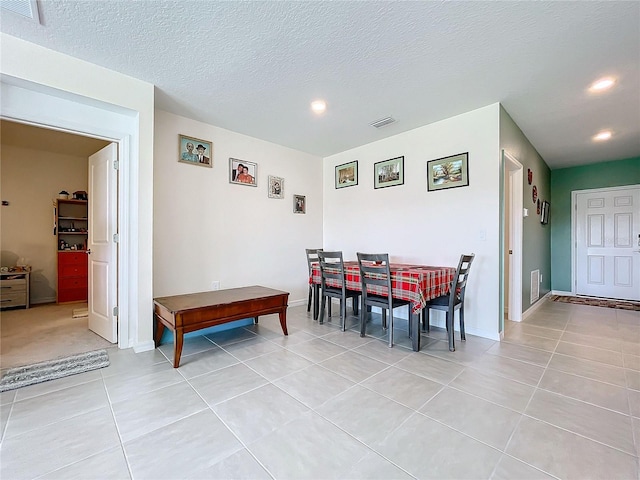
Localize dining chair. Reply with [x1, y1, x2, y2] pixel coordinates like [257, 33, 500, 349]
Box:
[357, 253, 411, 348]
[422, 253, 475, 352]
[306, 248, 328, 319]
[317, 251, 360, 331]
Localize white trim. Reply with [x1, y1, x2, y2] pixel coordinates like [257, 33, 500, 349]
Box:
[1, 78, 138, 350]
[288, 298, 307, 308]
[503, 151, 523, 322]
[551, 290, 573, 296]
[133, 340, 155, 353]
[522, 291, 551, 320]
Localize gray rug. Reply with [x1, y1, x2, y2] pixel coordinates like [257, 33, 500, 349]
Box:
[0, 349, 110, 392]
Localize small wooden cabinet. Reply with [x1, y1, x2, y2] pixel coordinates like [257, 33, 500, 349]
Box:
[58, 252, 88, 303]
[0, 270, 30, 309]
[56, 199, 89, 303]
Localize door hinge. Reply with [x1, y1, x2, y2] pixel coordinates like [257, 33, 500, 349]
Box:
[113, 160, 119, 170]
[113, 233, 119, 243]
[113, 306, 118, 317]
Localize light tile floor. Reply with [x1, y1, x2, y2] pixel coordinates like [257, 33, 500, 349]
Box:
[1, 299, 639, 479]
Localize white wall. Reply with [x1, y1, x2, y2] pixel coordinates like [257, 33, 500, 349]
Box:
[323, 104, 501, 340]
[1, 145, 88, 304]
[1, 33, 155, 349]
[154, 110, 323, 303]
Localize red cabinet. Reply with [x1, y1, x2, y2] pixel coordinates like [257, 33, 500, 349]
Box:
[57, 252, 87, 303]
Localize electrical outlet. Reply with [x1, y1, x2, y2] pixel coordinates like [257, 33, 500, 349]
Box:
[211, 281, 220, 290]
[540, 274, 543, 283]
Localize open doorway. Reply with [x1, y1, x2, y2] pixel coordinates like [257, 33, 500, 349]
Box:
[0, 120, 115, 367]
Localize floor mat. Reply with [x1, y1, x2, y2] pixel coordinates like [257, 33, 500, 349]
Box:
[551, 295, 640, 311]
[0, 349, 109, 392]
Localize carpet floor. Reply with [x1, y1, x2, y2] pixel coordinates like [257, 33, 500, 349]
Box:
[551, 295, 640, 310]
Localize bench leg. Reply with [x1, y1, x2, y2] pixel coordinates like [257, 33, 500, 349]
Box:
[279, 308, 289, 335]
[154, 316, 165, 348]
[173, 330, 184, 368]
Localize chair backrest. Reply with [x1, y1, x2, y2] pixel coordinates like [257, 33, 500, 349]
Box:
[318, 251, 347, 292]
[306, 248, 322, 275]
[356, 253, 393, 306]
[450, 254, 475, 306]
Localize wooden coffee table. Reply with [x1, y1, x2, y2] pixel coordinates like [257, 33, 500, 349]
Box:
[154, 285, 289, 367]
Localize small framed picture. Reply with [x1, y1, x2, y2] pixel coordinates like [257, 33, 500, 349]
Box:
[374, 156, 404, 189]
[335, 161, 358, 189]
[293, 194, 306, 214]
[179, 135, 212, 167]
[268, 175, 284, 199]
[427, 152, 469, 191]
[229, 158, 257, 186]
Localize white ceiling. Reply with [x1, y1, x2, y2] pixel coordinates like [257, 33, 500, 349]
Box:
[1, 1, 638, 169]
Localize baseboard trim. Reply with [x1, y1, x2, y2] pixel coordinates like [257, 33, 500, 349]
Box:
[522, 291, 552, 320]
[133, 340, 155, 353]
[288, 298, 306, 308]
[552, 290, 573, 296]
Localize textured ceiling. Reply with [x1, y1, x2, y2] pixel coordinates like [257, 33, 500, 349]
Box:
[1, 1, 638, 169]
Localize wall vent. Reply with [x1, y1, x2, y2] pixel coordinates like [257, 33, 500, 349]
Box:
[370, 116, 396, 128]
[1, 0, 40, 23]
[530, 269, 540, 304]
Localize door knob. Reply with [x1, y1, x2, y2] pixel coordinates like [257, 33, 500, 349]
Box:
[86, 249, 91, 255]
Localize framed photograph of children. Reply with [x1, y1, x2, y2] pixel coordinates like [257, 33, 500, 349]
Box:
[427, 152, 469, 191]
[335, 161, 358, 189]
[179, 135, 212, 168]
[374, 156, 404, 189]
[268, 175, 284, 199]
[229, 158, 257, 186]
[293, 194, 306, 214]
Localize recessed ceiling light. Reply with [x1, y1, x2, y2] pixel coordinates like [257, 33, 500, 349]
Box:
[310, 100, 326, 114]
[589, 77, 616, 92]
[593, 130, 612, 142]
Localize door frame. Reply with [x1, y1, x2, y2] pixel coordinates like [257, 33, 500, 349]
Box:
[502, 151, 523, 324]
[1, 77, 136, 349]
[571, 184, 640, 297]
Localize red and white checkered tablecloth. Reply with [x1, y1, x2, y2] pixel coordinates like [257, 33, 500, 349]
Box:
[310, 261, 456, 314]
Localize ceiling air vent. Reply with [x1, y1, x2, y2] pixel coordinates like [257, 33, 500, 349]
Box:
[370, 116, 396, 129]
[1, 0, 40, 23]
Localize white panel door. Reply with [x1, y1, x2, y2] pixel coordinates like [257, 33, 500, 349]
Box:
[576, 186, 640, 300]
[88, 144, 118, 342]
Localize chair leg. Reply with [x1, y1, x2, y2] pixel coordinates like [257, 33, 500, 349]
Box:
[360, 299, 367, 337]
[382, 309, 387, 330]
[352, 297, 359, 315]
[388, 310, 394, 348]
[447, 311, 455, 352]
[328, 300, 332, 318]
[341, 299, 346, 332]
[318, 296, 326, 325]
[459, 306, 466, 341]
[307, 286, 312, 312]
[422, 307, 431, 332]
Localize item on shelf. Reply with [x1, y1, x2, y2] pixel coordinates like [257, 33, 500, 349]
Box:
[58, 190, 69, 200]
[73, 191, 88, 201]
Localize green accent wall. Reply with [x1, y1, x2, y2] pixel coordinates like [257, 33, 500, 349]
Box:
[550, 156, 640, 292]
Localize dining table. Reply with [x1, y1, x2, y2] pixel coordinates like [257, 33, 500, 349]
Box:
[310, 261, 456, 351]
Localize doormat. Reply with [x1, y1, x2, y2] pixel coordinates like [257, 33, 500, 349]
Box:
[72, 308, 88, 318]
[551, 295, 640, 311]
[0, 349, 110, 392]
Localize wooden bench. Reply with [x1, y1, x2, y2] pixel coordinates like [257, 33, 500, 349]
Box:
[154, 285, 289, 367]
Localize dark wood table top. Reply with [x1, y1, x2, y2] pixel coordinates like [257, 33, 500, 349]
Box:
[153, 285, 289, 313]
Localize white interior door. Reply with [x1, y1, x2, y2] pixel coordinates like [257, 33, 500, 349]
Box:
[575, 186, 640, 301]
[88, 143, 118, 342]
[503, 151, 523, 323]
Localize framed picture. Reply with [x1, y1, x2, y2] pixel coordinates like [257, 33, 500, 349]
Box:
[374, 156, 404, 189]
[293, 194, 306, 214]
[540, 200, 550, 225]
[426, 152, 469, 191]
[178, 135, 213, 167]
[335, 161, 358, 189]
[229, 158, 257, 186]
[268, 175, 284, 199]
